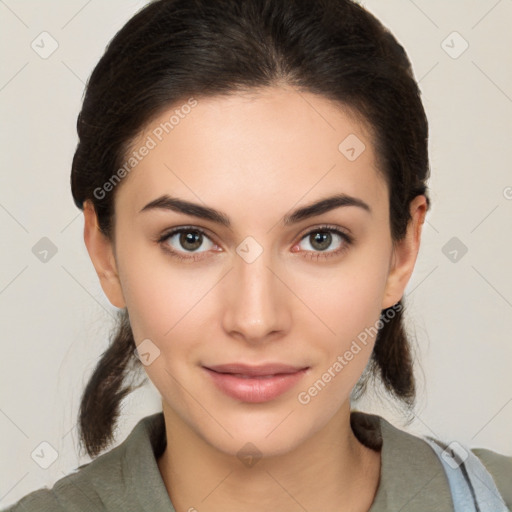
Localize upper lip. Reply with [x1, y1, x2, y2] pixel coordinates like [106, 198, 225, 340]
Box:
[204, 363, 308, 377]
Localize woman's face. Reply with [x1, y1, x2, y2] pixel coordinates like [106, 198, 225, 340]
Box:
[88, 86, 423, 457]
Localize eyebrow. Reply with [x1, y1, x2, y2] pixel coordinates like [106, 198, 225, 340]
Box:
[139, 193, 371, 227]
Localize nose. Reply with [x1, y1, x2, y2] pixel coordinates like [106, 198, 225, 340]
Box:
[220, 244, 291, 344]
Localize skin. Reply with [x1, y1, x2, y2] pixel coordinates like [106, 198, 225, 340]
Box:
[83, 85, 426, 512]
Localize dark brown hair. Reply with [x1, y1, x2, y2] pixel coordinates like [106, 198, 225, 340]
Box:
[71, 0, 430, 458]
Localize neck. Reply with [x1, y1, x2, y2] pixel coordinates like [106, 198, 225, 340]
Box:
[157, 403, 381, 512]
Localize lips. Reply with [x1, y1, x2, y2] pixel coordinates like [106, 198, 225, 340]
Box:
[203, 363, 309, 402]
[205, 363, 307, 377]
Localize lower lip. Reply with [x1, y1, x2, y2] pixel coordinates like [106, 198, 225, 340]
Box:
[203, 367, 309, 403]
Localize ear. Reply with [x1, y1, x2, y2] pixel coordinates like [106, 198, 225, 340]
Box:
[381, 195, 428, 310]
[83, 200, 126, 309]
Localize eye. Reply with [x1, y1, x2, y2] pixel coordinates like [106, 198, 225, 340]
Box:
[157, 227, 218, 261]
[294, 226, 353, 261]
[157, 224, 353, 262]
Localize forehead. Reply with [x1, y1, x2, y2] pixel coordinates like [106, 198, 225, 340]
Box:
[114, 86, 388, 221]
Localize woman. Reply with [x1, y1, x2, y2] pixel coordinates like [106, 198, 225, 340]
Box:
[4, 0, 510, 511]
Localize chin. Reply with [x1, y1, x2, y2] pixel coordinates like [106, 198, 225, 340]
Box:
[197, 411, 319, 461]
[206, 431, 304, 461]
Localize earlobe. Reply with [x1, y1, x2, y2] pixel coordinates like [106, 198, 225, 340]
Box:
[83, 200, 126, 309]
[381, 195, 427, 310]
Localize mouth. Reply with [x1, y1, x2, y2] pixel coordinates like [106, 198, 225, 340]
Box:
[203, 363, 310, 402]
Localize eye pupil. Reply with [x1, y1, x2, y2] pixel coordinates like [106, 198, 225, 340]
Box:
[311, 231, 332, 251]
[180, 231, 202, 250]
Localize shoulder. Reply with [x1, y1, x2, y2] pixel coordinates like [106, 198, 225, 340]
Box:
[351, 410, 511, 512]
[1, 488, 61, 512]
[351, 411, 454, 510]
[2, 413, 167, 512]
[0, 470, 106, 512]
[1, 443, 127, 512]
[471, 446, 512, 508]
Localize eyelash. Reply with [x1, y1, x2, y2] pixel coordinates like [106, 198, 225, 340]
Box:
[156, 225, 354, 263]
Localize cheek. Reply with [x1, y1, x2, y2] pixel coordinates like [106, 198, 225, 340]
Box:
[119, 257, 209, 400]
[295, 257, 390, 414]
[115, 241, 188, 342]
[299, 239, 391, 345]
[116, 243, 222, 377]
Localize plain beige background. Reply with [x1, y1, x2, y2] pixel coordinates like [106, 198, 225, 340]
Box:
[1, 0, 511, 507]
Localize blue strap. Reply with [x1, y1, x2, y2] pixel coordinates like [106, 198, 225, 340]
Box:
[423, 436, 509, 512]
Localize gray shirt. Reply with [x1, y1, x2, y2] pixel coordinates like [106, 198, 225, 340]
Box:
[3, 411, 511, 511]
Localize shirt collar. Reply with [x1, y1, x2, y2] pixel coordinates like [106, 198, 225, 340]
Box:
[123, 410, 452, 511]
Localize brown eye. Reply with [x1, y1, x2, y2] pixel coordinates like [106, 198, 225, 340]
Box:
[298, 228, 346, 253]
[296, 226, 353, 261]
[178, 231, 203, 251]
[308, 231, 333, 251]
[159, 227, 216, 256]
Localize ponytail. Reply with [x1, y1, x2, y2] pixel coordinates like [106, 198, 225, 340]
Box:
[352, 299, 417, 415]
[77, 309, 145, 458]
